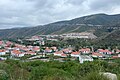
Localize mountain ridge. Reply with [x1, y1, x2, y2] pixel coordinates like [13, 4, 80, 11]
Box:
[0, 13, 120, 39]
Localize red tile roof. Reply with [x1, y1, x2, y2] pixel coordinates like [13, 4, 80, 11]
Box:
[71, 52, 80, 55]
[12, 50, 21, 54]
[0, 49, 5, 52]
[92, 52, 103, 56]
[98, 49, 112, 53]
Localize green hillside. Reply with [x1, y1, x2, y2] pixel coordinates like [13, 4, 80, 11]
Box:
[0, 13, 120, 39]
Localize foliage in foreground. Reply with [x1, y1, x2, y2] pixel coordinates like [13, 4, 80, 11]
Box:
[0, 59, 120, 80]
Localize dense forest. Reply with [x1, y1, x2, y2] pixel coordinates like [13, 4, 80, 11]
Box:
[0, 59, 120, 80]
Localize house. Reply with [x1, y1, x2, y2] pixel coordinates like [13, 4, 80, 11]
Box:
[0, 50, 6, 55]
[92, 52, 104, 58]
[32, 46, 40, 52]
[79, 48, 91, 54]
[79, 55, 93, 63]
[62, 48, 72, 54]
[98, 49, 112, 55]
[71, 51, 80, 57]
[11, 50, 25, 57]
[54, 51, 64, 56]
[45, 47, 52, 53]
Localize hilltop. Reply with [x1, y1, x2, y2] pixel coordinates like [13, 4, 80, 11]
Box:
[0, 13, 120, 39]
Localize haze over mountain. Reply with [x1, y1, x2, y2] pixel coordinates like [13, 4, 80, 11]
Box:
[0, 13, 120, 39]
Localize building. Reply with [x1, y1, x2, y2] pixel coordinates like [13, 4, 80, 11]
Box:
[92, 52, 104, 58]
[54, 51, 64, 56]
[62, 48, 72, 54]
[79, 48, 91, 54]
[71, 52, 80, 57]
[0, 50, 6, 55]
[98, 49, 112, 55]
[79, 55, 93, 63]
[11, 50, 24, 57]
[61, 32, 97, 39]
[45, 47, 52, 53]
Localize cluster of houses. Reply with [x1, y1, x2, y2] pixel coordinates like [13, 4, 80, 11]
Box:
[0, 40, 40, 58]
[0, 38, 120, 63]
[44, 47, 120, 63]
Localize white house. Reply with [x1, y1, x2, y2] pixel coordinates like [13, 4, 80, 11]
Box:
[0, 50, 6, 55]
[79, 48, 91, 54]
[11, 50, 25, 57]
[79, 55, 93, 63]
[63, 48, 72, 54]
[98, 49, 112, 55]
[71, 52, 80, 57]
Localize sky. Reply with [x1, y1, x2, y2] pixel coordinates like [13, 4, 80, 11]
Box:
[0, 0, 120, 29]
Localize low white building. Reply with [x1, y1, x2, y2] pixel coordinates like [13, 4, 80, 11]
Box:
[61, 32, 97, 39]
[0, 50, 6, 55]
[79, 55, 93, 63]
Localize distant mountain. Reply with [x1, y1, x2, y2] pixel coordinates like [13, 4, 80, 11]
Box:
[0, 13, 120, 39]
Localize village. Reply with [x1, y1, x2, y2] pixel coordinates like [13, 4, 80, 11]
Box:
[0, 35, 120, 63]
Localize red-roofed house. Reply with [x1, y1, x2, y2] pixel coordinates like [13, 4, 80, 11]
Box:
[0, 50, 6, 55]
[98, 49, 112, 55]
[45, 47, 52, 53]
[32, 46, 40, 52]
[63, 48, 72, 54]
[79, 48, 91, 54]
[92, 52, 104, 58]
[71, 51, 80, 57]
[11, 50, 24, 57]
[54, 51, 64, 56]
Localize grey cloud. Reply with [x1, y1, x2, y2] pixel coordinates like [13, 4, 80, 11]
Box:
[88, 0, 120, 11]
[0, 0, 120, 29]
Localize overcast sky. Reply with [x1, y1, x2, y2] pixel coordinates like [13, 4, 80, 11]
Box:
[0, 0, 120, 29]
